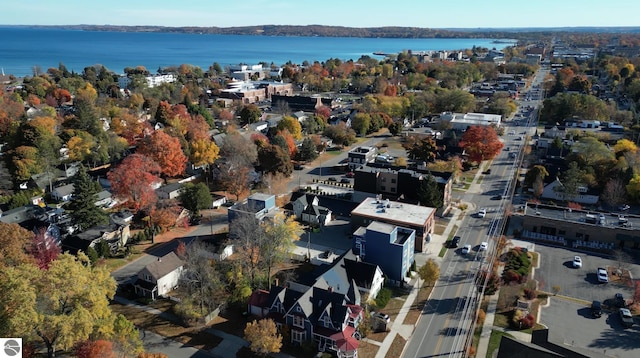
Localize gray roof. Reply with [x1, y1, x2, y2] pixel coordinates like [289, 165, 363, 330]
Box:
[156, 182, 184, 195]
[53, 183, 75, 197]
[144, 252, 183, 280]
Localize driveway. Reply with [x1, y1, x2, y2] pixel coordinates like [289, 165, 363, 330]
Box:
[540, 297, 640, 358]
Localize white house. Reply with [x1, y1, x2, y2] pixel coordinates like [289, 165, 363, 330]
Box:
[289, 193, 332, 226]
[133, 252, 184, 300]
[540, 178, 599, 205]
[51, 184, 75, 202]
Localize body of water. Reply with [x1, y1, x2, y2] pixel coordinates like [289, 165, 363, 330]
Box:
[0, 27, 515, 77]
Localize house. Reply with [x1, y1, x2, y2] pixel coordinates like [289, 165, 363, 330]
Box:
[540, 178, 599, 205]
[353, 221, 415, 285]
[347, 146, 378, 170]
[51, 183, 75, 202]
[271, 94, 333, 112]
[156, 182, 184, 200]
[228, 193, 278, 238]
[134, 252, 184, 300]
[94, 190, 113, 207]
[314, 250, 384, 301]
[248, 278, 362, 358]
[286, 192, 332, 226]
[350, 197, 436, 253]
[212, 194, 227, 209]
[62, 223, 130, 254]
[212, 243, 234, 261]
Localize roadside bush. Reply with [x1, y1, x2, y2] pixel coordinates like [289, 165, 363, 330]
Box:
[523, 288, 537, 300]
[477, 309, 486, 325]
[375, 288, 392, 309]
[520, 314, 535, 329]
[502, 270, 521, 284]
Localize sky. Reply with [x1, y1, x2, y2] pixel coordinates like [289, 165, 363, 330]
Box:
[1, 0, 638, 29]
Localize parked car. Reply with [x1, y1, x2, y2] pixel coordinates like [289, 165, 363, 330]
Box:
[615, 293, 626, 308]
[294, 164, 305, 170]
[477, 208, 487, 218]
[479, 242, 488, 251]
[619, 308, 634, 328]
[370, 311, 390, 323]
[591, 300, 602, 318]
[572, 256, 582, 268]
[461, 244, 472, 255]
[450, 236, 461, 248]
[597, 267, 609, 283]
[340, 178, 351, 183]
[619, 204, 630, 211]
[327, 177, 337, 182]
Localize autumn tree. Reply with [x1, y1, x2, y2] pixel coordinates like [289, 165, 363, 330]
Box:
[0, 222, 35, 269]
[107, 154, 161, 212]
[69, 164, 108, 231]
[258, 144, 293, 177]
[7, 145, 42, 182]
[0, 253, 117, 358]
[418, 258, 440, 287]
[458, 126, 504, 164]
[74, 340, 114, 358]
[613, 139, 637, 157]
[276, 116, 303, 140]
[403, 136, 438, 162]
[179, 182, 212, 218]
[29, 228, 61, 270]
[111, 314, 143, 357]
[244, 319, 282, 356]
[602, 178, 628, 207]
[189, 138, 220, 168]
[138, 130, 187, 178]
[523, 165, 549, 195]
[261, 213, 303, 288]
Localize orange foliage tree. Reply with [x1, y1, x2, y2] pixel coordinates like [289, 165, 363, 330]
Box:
[138, 130, 187, 178]
[74, 340, 114, 358]
[107, 154, 161, 212]
[458, 126, 504, 164]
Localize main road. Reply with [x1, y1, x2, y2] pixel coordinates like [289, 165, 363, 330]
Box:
[403, 67, 548, 357]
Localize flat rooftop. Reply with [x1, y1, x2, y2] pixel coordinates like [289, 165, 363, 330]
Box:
[523, 203, 640, 230]
[351, 197, 434, 227]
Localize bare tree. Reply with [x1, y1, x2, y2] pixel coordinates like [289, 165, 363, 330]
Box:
[602, 178, 627, 207]
[614, 249, 633, 274]
[229, 212, 268, 288]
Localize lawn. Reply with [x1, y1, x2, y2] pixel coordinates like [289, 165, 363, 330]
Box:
[384, 334, 406, 358]
[357, 340, 380, 357]
[110, 301, 223, 351]
[487, 330, 514, 358]
[403, 285, 434, 325]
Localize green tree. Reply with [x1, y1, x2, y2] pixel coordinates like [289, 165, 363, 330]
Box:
[258, 144, 293, 177]
[0, 253, 117, 358]
[418, 259, 440, 287]
[351, 113, 371, 136]
[179, 182, 212, 218]
[239, 104, 262, 125]
[68, 164, 108, 231]
[403, 136, 437, 162]
[417, 175, 444, 208]
[297, 137, 319, 162]
[559, 162, 586, 201]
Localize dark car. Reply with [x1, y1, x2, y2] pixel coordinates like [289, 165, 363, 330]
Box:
[294, 164, 305, 170]
[340, 178, 351, 183]
[327, 177, 337, 182]
[450, 236, 461, 248]
[591, 300, 602, 318]
[615, 293, 626, 308]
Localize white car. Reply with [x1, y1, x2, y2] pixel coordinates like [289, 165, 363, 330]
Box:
[477, 208, 487, 218]
[461, 244, 472, 255]
[479, 242, 488, 251]
[597, 267, 609, 283]
[572, 256, 582, 268]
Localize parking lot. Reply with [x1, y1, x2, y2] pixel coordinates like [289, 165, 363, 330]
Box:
[534, 244, 638, 303]
[540, 296, 640, 358]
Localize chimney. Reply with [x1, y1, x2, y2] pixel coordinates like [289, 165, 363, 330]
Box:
[157, 257, 162, 262]
[328, 286, 333, 293]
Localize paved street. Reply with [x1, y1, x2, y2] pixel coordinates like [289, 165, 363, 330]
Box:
[140, 329, 217, 358]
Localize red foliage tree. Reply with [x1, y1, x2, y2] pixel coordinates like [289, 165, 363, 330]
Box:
[107, 154, 161, 212]
[458, 126, 504, 164]
[175, 240, 187, 259]
[251, 133, 270, 147]
[138, 130, 187, 178]
[74, 340, 115, 358]
[186, 114, 210, 141]
[315, 105, 331, 120]
[29, 227, 61, 270]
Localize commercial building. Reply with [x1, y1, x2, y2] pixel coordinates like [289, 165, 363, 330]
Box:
[350, 197, 436, 253]
[347, 146, 378, 170]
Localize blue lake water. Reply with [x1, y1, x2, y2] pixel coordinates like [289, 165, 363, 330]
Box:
[0, 27, 515, 77]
